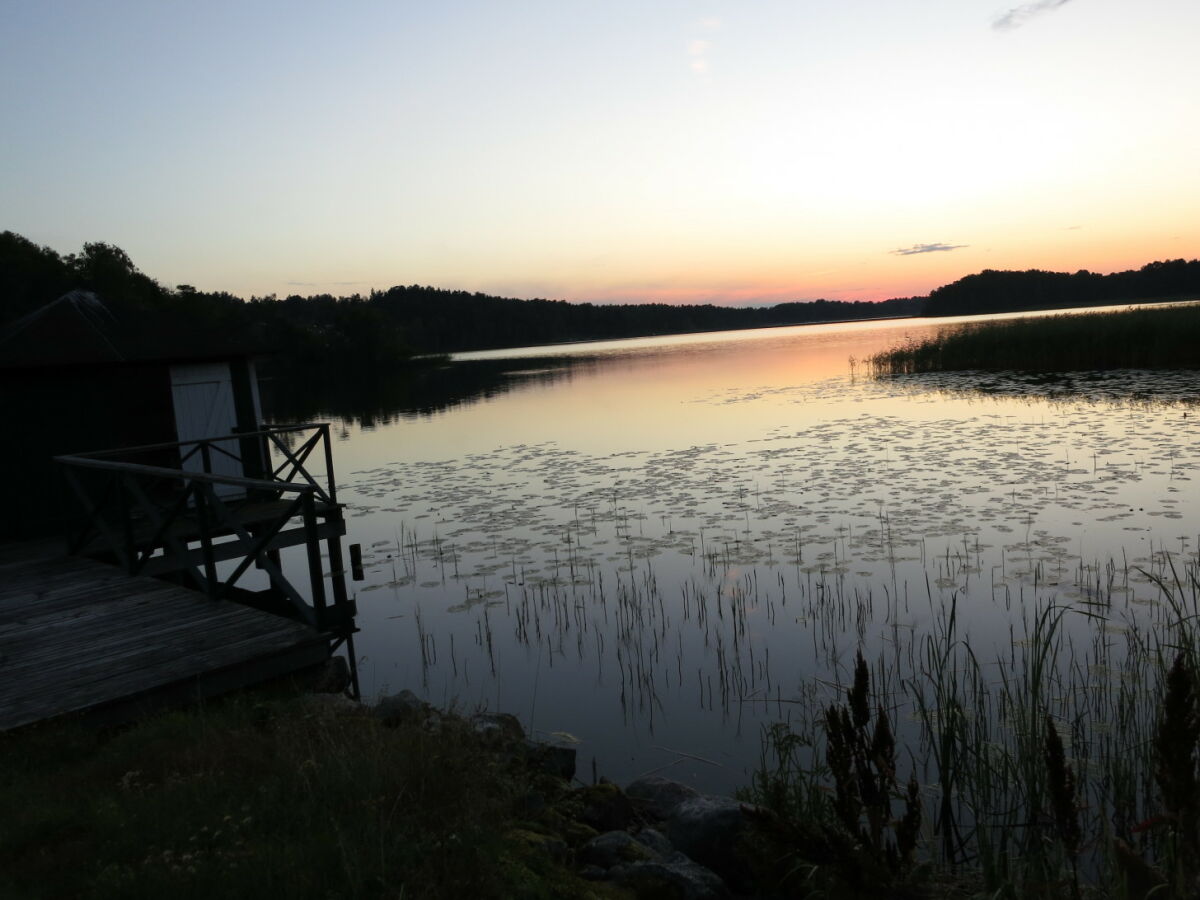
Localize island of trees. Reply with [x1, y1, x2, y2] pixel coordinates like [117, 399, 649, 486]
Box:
[3, 230, 1198, 371]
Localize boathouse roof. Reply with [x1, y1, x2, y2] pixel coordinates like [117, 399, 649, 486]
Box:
[0, 291, 264, 369]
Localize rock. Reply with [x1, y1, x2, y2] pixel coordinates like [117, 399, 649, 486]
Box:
[579, 830, 657, 869]
[666, 796, 756, 890]
[610, 852, 730, 899]
[575, 783, 637, 832]
[578, 864, 608, 881]
[634, 827, 674, 857]
[523, 739, 577, 779]
[539, 808, 599, 847]
[372, 689, 428, 725]
[625, 776, 700, 821]
[471, 711, 525, 742]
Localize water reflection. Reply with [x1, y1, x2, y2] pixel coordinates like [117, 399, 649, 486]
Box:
[263, 355, 605, 429]
[272, 309, 1200, 813]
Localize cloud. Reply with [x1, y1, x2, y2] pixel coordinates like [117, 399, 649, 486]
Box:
[993, 0, 1072, 31]
[890, 242, 968, 256]
[687, 19, 719, 78]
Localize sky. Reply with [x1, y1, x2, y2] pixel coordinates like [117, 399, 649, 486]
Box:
[2, 0, 1198, 305]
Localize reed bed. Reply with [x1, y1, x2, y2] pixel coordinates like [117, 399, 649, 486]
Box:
[869, 303, 1200, 374]
[736, 549, 1200, 898]
[384, 506, 1200, 897]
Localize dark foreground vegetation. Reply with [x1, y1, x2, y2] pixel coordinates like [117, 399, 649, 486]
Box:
[870, 303, 1200, 374]
[0, 688, 617, 900]
[6, 639, 1200, 899]
[6, 231, 1198, 361]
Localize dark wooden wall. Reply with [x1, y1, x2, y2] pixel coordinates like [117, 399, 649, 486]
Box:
[0, 363, 175, 539]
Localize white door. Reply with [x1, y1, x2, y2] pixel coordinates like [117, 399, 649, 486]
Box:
[170, 362, 244, 498]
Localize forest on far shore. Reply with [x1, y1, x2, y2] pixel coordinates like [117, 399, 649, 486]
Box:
[2, 230, 1198, 371]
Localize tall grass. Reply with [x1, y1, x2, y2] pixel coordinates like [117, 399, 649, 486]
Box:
[739, 547, 1200, 899]
[870, 303, 1200, 374]
[0, 692, 599, 899]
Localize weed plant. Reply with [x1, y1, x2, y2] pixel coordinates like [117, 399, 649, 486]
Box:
[739, 548, 1200, 899]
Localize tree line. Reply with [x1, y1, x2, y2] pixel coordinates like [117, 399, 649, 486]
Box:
[925, 259, 1200, 316]
[2, 231, 1197, 371]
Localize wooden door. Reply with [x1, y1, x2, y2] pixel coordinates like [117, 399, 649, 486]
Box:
[170, 362, 244, 497]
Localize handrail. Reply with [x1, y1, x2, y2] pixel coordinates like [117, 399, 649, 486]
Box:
[64, 423, 329, 459]
[54, 423, 351, 634]
[52, 455, 315, 493]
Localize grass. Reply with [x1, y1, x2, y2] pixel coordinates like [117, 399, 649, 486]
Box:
[869, 303, 1200, 374]
[735, 547, 1200, 899]
[0, 689, 623, 900]
[5, 549, 1199, 900]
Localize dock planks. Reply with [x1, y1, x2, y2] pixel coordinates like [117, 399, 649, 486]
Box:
[0, 547, 331, 730]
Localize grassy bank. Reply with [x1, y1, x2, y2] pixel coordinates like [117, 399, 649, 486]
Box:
[0, 691, 619, 900]
[870, 303, 1200, 374]
[6, 613, 1200, 899]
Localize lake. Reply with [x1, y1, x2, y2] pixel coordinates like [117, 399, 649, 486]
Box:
[276, 305, 1200, 803]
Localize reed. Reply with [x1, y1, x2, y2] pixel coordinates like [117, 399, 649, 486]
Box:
[869, 303, 1200, 374]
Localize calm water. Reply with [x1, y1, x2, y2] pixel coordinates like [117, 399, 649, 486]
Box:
[287, 307, 1200, 795]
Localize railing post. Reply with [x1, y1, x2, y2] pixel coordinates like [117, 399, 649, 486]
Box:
[193, 481, 220, 599]
[321, 424, 337, 504]
[325, 510, 350, 615]
[302, 490, 328, 626]
[118, 472, 134, 574]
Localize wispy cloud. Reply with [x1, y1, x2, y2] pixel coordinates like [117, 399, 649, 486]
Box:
[688, 17, 720, 77]
[993, 0, 1072, 31]
[890, 242, 968, 256]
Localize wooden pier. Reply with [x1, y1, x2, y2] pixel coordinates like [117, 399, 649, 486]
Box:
[0, 423, 358, 731]
[0, 549, 331, 730]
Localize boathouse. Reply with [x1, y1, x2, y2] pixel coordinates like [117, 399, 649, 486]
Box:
[0, 292, 358, 729]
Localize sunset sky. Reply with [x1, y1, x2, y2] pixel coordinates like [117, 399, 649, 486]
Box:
[3, 1, 1197, 305]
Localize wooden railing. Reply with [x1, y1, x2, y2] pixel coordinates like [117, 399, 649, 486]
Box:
[55, 424, 353, 634]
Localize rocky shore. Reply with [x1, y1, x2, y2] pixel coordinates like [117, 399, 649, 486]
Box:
[366, 687, 760, 899]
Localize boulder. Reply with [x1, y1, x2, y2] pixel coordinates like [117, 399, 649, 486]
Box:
[634, 827, 674, 857]
[470, 711, 525, 742]
[579, 830, 658, 869]
[538, 808, 599, 848]
[523, 739, 577, 779]
[372, 689, 428, 726]
[666, 795, 756, 890]
[574, 782, 637, 832]
[625, 776, 700, 820]
[610, 852, 730, 900]
[578, 864, 608, 881]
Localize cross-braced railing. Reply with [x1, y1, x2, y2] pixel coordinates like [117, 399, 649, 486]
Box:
[55, 424, 353, 635]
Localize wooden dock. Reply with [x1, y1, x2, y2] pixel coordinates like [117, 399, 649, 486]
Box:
[0, 546, 333, 731]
